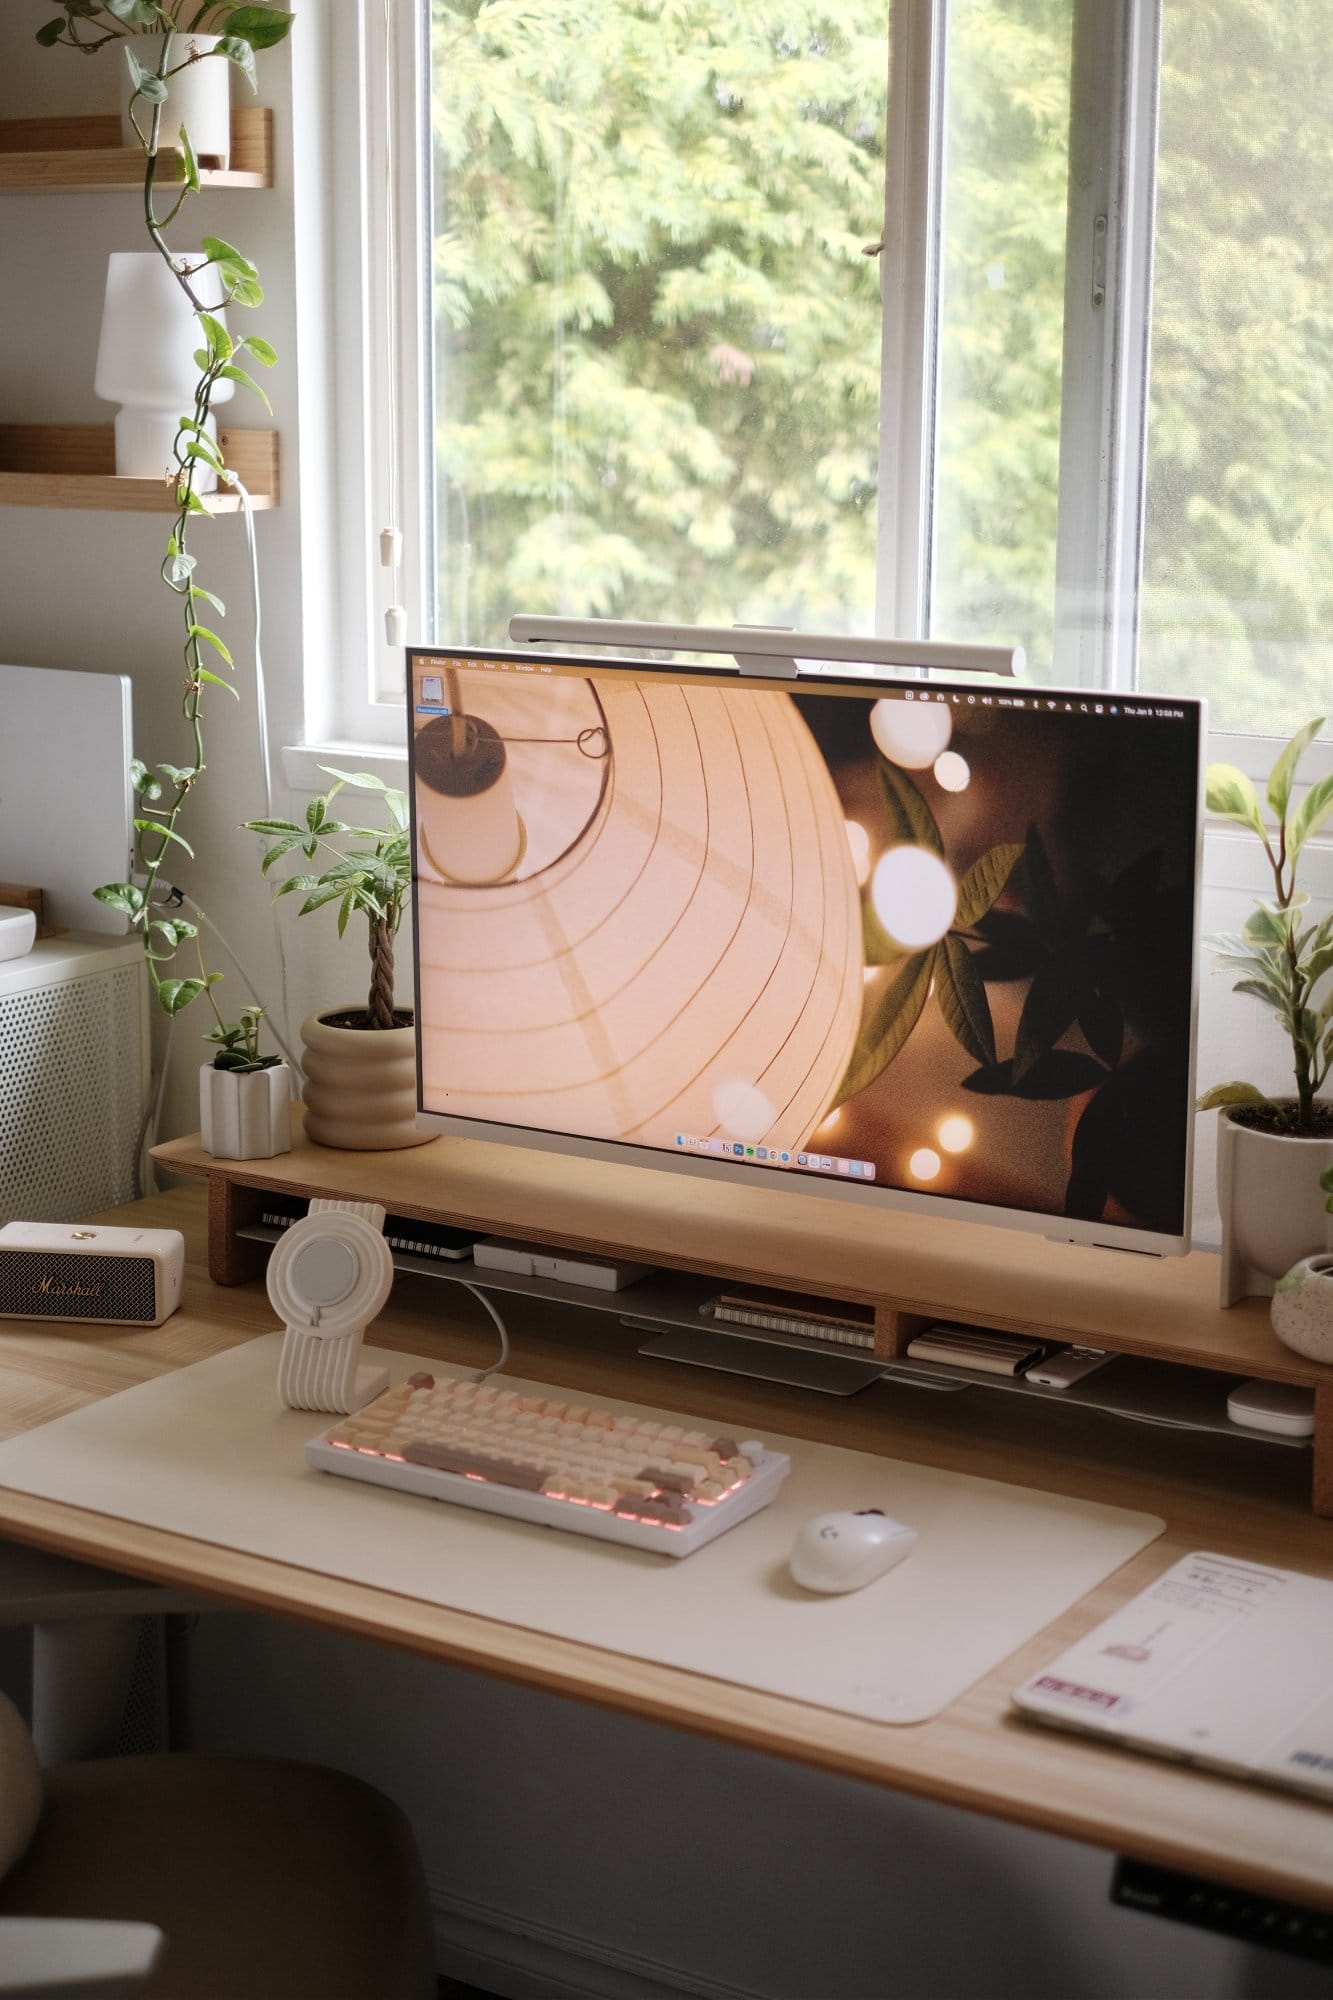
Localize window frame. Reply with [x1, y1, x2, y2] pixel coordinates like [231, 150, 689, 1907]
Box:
[318, 0, 1328, 788]
[308, 0, 431, 753]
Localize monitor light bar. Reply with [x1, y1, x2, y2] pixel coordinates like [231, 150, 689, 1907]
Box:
[507, 616, 1023, 681]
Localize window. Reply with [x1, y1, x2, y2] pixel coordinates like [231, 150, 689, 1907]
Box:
[1138, 0, 1333, 742]
[332, 0, 1333, 756]
[430, 0, 889, 649]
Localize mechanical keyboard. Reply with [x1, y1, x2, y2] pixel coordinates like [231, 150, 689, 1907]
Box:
[306, 1373, 791, 1556]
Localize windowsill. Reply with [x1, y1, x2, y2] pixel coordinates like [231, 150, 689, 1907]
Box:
[280, 741, 408, 795]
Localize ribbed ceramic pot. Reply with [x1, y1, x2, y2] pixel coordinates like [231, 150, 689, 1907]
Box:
[199, 1061, 291, 1160]
[1217, 1107, 1333, 1305]
[1272, 1253, 1333, 1364]
[300, 1012, 432, 1151]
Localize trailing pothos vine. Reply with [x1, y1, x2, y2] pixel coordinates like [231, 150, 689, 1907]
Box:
[37, 1, 294, 1039]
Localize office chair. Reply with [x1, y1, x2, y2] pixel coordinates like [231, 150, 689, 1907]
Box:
[0, 1546, 436, 2000]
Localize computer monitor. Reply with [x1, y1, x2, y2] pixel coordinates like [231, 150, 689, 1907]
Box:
[407, 647, 1203, 1256]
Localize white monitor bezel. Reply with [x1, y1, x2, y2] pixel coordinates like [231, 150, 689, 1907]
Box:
[407, 647, 1205, 1258]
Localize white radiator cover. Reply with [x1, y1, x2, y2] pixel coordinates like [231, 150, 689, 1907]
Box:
[0, 935, 148, 1224]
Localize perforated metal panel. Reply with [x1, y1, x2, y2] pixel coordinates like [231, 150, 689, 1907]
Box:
[0, 962, 145, 1223]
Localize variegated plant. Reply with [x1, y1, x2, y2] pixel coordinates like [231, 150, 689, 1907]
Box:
[1200, 717, 1333, 1134]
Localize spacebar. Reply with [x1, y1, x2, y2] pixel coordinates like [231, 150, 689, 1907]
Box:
[402, 1440, 550, 1489]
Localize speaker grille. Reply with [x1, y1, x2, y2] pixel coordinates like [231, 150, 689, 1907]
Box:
[0, 965, 143, 1223]
[0, 1249, 156, 1321]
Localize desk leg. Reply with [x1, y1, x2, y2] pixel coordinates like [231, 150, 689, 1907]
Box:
[1314, 1387, 1333, 1517]
[207, 1174, 269, 1287]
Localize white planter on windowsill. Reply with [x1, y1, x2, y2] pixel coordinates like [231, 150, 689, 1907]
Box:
[199, 1062, 292, 1161]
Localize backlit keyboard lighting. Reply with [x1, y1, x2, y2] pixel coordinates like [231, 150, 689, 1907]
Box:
[306, 1375, 791, 1558]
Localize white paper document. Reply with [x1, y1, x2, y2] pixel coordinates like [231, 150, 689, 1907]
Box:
[1013, 1550, 1333, 1801]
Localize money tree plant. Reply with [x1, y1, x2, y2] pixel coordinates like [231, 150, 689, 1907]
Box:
[34, 1, 294, 1033]
[1199, 717, 1333, 1136]
[244, 771, 413, 1033]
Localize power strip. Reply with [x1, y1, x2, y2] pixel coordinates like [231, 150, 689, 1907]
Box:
[1112, 1859, 1333, 1965]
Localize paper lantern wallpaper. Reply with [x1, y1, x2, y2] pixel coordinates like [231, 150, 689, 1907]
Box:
[412, 663, 1199, 1236]
[415, 669, 864, 1157]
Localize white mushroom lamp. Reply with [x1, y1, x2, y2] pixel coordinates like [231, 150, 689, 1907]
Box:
[95, 251, 234, 486]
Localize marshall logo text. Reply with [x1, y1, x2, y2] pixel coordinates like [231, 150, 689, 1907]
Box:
[32, 1276, 103, 1299]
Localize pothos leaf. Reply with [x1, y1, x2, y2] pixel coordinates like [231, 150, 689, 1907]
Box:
[215, 35, 258, 90]
[189, 624, 233, 667]
[178, 122, 200, 191]
[134, 818, 194, 857]
[157, 976, 206, 1016]
[217, 361, 272, 413]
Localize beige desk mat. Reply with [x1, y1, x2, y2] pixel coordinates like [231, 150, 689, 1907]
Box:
[0, 1335, 1164, 1723]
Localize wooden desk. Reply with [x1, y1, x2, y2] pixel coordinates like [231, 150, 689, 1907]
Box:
[2, 1186, 1332, 1915]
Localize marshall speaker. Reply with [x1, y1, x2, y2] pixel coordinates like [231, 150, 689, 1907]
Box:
[0, 1223, 183, 1327]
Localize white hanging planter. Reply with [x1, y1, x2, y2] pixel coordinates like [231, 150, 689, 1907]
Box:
[119, 31, 232, 166]
[200, 1062, 292, 1161]
[1217, 1107, 1333, 1305]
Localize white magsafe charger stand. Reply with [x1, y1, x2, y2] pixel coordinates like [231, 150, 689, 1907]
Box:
[272, 1199, 394, 1414]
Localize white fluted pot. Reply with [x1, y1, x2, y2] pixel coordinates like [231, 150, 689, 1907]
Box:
[199, 1061, 291, 1160]
[1217, 1107, 1333, 1305]
[300, 1011, 432, 1151]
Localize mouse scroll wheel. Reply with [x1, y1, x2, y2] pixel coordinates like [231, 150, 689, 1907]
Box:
[854, 1508, 885, 1516]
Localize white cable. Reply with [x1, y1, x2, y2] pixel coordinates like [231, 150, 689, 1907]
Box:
[233, 473, 300, 1082]
[135, 1014, 176, 1197]
[458, 1280, 511, 1382]
[234, 476, 273, 810]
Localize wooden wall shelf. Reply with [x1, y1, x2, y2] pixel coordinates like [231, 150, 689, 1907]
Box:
[152, 1119, 1333, 1515]
[0, 424, 278, 513]
[0, 106, 272, 193]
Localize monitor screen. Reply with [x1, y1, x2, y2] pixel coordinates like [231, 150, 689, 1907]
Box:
[407, 649, 1203, 1254]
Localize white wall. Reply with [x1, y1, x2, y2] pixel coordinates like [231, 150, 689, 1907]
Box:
[0, 20, 384, 1147]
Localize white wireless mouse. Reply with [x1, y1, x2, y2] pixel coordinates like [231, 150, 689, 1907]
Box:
[788, 1509, 918, 1594]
